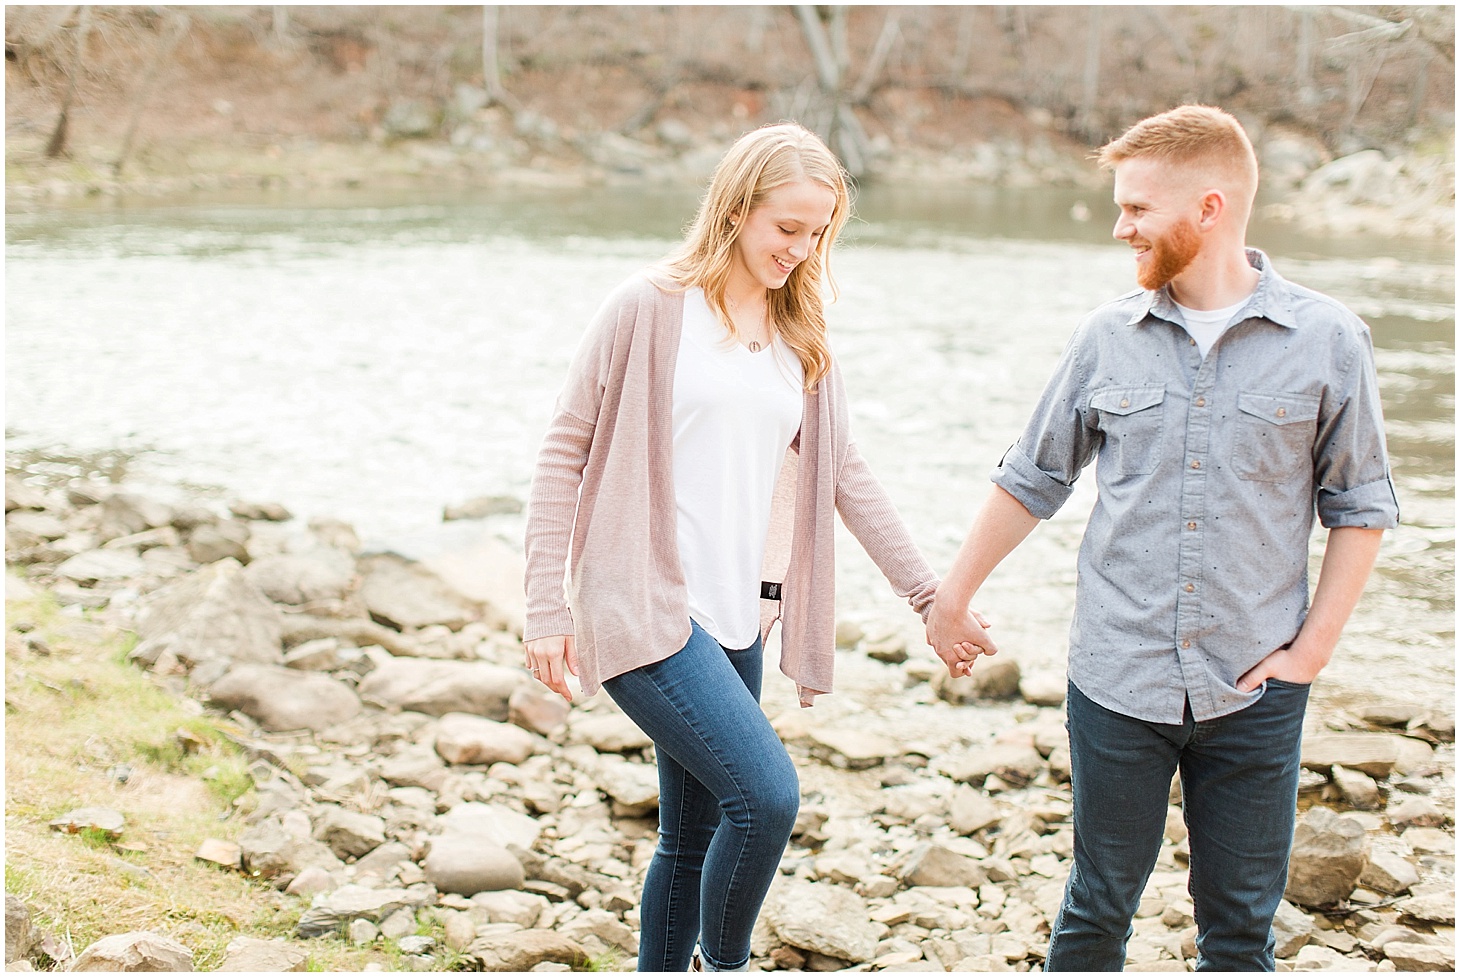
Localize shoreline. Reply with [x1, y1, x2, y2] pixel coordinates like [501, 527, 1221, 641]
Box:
[5, 450, 1455, 972]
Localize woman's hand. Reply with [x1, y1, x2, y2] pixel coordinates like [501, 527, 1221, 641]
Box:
[525, 634, 578, 703]
[927, 597, 999, 678]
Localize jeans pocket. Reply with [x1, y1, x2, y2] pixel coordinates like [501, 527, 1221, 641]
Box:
[1233, 391, 1320, 482]
[1264, 677, 1312, 691]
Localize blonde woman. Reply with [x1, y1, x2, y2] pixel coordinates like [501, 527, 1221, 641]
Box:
[523, 122, 983, 972]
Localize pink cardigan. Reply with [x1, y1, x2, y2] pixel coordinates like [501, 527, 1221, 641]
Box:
[523, 271, 939, 706]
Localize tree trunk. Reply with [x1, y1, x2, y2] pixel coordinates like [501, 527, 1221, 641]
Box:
[44, 5, 88, 159]
[792, 4, 871, 178]
[113, 12, 189, 175]
[482, 5, 520, 113]
[1077, 5, 1102, 141]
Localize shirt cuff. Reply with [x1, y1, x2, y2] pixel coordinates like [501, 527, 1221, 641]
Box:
[523, 609, 576, 643]
[990, 443, 1075, 520]
[1317, 475, 1401, 529]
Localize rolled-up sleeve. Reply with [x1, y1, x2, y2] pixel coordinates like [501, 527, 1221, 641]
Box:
[1314, 329, 1401, 530]
[991, 329, 1101, 520]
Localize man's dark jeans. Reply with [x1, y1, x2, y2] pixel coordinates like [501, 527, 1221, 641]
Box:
[1045, 679, 1310, 972]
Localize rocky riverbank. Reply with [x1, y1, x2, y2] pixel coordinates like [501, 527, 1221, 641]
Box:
[4, 455, 1455, 973]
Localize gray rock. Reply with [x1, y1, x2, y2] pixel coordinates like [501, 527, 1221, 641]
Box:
[398, 935, 435, 955]
[1271, 900, 1314, 958]
[96, 493, 175, 543]
[71, 932, 194, 971]
[899, 843, 988, 888]
[558, 908, 638, 956]
[438, 803, 542, 851]
[835, 620, 866, 649]
[5, 894, 38, 964]
[415, 533, 527, 636]
[348, 918, 379, 945]
[358, 658, 524, 720]
[568, 713, 652, 753]
[1352, 697, 1428, 728]
[383, 99, 439, 139]
[230, 500, 293, 522]
[186, 520, 252, 565]
[1384, 941, 1455, 971]
[1301, 733, 1407, 779]
[281, 615, 415, 657]
[354, 841, 414, 883]
[469, 890, 549, 927]
[949, 786, 1003, 835]
[245, 549, 355, 606]
[377, 747, 449, 792]
[359, 554, 481, 631]
[436, 713, 538, 765]
[1331, 765, 1382, 810]
[443, 496, 522, 520]
[282, 637, 347, 671]
[55, 549, 147, 583]
[133, 559, 282, 667]
[443, 911, 477, 951]
[312, 806, 387, 860]
[767, 879, 879, 964]
[1285, 806, 1370, 907]
[194, 838, 242, 869]
[937, 743, 1045, 788]
[464, 930, 586, 972]
[380, 907, 417, 940]
[933, 658, 1022, 702]
[219, 936, 307, 972]
[295, 885, 425, 938]
[809, 727, 900, 769]
[4, 474, 49, 511]
[1019, 673, 1067, 707]
[1360, 851, 1419, 896]
[1399, 893, 1455, 924]
[508, 685, 571, 736]
[6, 511, 67, 541]
[1386, 796, 1447, 829]
[425, 834, 525, 895]
[596, 757, 660, 816]
[241, 819, 345, 882]
[50, 806, 125, 839]
[208, 664, 361, 732]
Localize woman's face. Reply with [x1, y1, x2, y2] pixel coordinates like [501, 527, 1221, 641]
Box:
[729, 179, 837, 294]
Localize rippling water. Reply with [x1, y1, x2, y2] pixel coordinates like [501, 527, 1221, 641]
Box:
[6, 186, 1453, 711]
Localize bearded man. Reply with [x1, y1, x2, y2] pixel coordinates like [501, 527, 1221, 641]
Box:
[927, 105, 1398, 971]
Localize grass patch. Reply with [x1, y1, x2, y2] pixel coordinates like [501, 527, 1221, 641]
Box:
[3, 590, 394, 971]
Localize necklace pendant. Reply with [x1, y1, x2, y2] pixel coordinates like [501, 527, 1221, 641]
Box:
[749, 341, 761, 353]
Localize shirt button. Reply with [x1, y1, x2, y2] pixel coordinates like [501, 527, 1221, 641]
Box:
[1120, 398, 1130, 408]
[1189, 338, 1197, 346]
[1187, 521, 1197, 530]
[1191, 459, 1201, 470]
[1182, 639, 1192, 649]
[1184, 583, 1195, 593]
[1195, 397, 1206, 407]
[1276, 407, 1287, 418]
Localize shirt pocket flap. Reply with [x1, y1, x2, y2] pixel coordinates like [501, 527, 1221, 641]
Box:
[1237, 391, 1320, 426]
[1089, 385, 1166, 415]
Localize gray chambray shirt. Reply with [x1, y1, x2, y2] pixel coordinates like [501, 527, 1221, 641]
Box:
[994, 249, 1399, 724]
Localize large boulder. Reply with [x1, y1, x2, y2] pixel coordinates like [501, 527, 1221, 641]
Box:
[435, 713, 539, 765]
[218, 937, 307, 972]
[358, 554, 482, 631]
[207, 665, 361, 732]
[438, 803, 542, 851]
[937, 743, 1046, 788]
[295, 886, 427, 939]
[1285, 806, 1370, 907]
[95, 494, 174, 543]
[358, 658, 525, 720]
[465, 931, 586, 972]
[132, 559, 283, 667]
[6, 894, 39, 964]
[568, 713, 652, 753]
[1301, 732, 1411, 779]
[417, 532, 528, 636]
[424, 833, 524, 895]
[71, 932, 194, 972]
[311, 806, 387, 860]
[933, 658, 1023, 702]
[767, 880, 880, 964]
[898, 843, 988, 888]
[244, 548, 355, 606]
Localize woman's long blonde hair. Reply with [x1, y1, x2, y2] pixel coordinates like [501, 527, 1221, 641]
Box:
[661, 122, 851, 390]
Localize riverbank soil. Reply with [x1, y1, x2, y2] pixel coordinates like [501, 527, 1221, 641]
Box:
[4, 6, 1454, 238]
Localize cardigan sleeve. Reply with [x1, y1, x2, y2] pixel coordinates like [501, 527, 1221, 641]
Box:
[521, 280, 638, 641]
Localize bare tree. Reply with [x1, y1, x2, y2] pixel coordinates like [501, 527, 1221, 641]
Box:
[791, 4, 872, 177]
[113, 10, 190, 175]
[482, 5, 521, 113]
[44, 5, 89, 158]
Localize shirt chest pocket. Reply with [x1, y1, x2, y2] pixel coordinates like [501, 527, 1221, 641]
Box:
[1090, 385, 1166, 476]
[1232, 391, 1321, 482]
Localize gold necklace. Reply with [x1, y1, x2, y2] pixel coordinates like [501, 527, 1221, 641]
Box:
[727, 293, 770, 352]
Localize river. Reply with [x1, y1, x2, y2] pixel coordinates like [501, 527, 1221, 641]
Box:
[5, 184, 1454, 713]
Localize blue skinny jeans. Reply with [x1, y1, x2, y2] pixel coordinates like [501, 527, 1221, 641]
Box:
[602, 621, 799, 972]
[1046, 679, 1310, 972]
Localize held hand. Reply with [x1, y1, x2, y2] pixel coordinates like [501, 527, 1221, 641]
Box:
[927, 599, 999, 678]
[525, 634, 578, 703]
[1235, 642, 1325, 693]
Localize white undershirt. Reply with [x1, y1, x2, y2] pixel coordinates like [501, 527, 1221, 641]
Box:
[1174, 296, 1251, 358]
[672, 288, 804, 649]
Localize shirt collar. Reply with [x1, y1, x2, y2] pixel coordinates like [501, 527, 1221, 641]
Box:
[1126, 248, 1300, 330]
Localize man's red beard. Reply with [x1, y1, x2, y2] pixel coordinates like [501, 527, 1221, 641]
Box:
[1135, 218, 1201, 291]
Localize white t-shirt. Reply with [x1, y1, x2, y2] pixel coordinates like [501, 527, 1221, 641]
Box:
[1174, 296, 1251, 358]
[672, 288, 805, 649]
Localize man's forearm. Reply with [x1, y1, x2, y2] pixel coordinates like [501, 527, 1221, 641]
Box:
[937, 485, 1042, 611]
[1290, 526, 1386, 669]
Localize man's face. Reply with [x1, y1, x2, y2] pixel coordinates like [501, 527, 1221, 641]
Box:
[1111, 158, 1204, 291]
